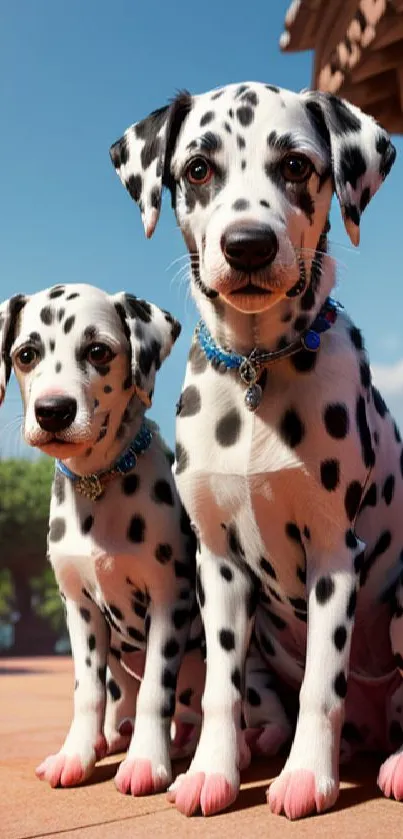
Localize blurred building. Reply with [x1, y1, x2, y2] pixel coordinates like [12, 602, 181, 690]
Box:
[280, 0, 403, 133]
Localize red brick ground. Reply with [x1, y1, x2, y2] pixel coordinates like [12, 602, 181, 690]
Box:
[0, 657, 399, 838]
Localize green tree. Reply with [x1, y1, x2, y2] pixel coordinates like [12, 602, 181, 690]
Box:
[0, 457, 65, 654]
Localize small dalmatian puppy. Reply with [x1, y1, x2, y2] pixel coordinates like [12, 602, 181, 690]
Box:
[110, 81, 403, 820]
[0, 283, 205, 795]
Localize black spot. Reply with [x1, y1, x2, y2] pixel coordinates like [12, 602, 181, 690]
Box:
[338, 145, 367, 191]
[49, 518, 66, 542]
[155, 543, 172, 563]
[88, 634, 96, 651]
[132, 601, 146, 619]
[361, 482, 377, 510]
[345, 481, 362, 522]
[127, 626, 145, 644]
[85, 656, 91, 667]
[372, 386, 388, 418]
[320, 459, 340, 491]
[334, 625, 347, 651]
[285, 522, 302, 543]
[109, 604, 123, 621]
[179, 687, 193, 706]
[196, 568, 205, 608]
[268, 611, 287, 631]
[63, 315, 75, 334]
[334, 671, 347, 698]
[163, 638, 180, 659]
[40, 306, 54, 325]
[383, 475, 395, 506]
[215, 408, 242, 447]
[279, 408, 305, 448]
[246, 687, 261, 707]
[219, 628, 235, 651]
[152, 479, 174, 506]
[175, 442, 189, 474]
[345, 529, 358, 549]
[236, 106, 254, 126]
[81, 515, 93, 534]
[291, 350, 317, 373]
[324, 403, 349, 439]
[360, 361, 371, 390]
[48, 286, 65, 299]
[122, 474, 139, 495]
[108, 678, 121, 701]
[316, 575, 335, 604]
[200, 111, 214, 126]
[232, 198, 250, 211]
[260, 557, 277, 579]
[49, 339, 55, 352]
[347, 588, 357, 619]
[231, 668, 241, 692]
[79, 607, 91, 623]
[162, 668, 177, 691]
[98, 665, 107, 685]
[394, 422, 402, 444]
[349, 326, 363, 350]
[179, 385, 201, 417]
[172, 608, 188, 630]
[220, 564, 233, 582]
[127, 515, 145, 542]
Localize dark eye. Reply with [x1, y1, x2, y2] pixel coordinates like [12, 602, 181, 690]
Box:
[16, 346, 40, 369]
[185, 157, 214, 185]
[86, 343, 115, 366]
[280, 154, 313, 183]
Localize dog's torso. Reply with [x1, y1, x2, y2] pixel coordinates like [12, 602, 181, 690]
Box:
[176, 306, 403, 747]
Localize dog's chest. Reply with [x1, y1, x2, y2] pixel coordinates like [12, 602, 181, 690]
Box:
[48, 458, 189, 646]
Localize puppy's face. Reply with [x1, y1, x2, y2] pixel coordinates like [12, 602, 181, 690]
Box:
[10, 284, 132, 457]
[110, 80, 395, 320]
[171, 84, 332, 313]
[0, 283, 180, 460]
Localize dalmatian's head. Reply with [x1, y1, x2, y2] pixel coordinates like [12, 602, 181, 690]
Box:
[0, 283, 180, 463]
[110, 82, 395, 321]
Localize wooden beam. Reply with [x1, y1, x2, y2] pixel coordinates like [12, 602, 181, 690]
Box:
[369, 11, 403, 50]
[340, 70, 396, 107]
[313, 0, 360, 86]
[351, 40, 403, 82]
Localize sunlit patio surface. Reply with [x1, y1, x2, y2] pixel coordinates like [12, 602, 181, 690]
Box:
[1, 657, 400, 838]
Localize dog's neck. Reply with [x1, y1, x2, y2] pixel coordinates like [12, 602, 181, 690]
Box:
[193, 243, 336, 357]
[62, 391, 146, 478]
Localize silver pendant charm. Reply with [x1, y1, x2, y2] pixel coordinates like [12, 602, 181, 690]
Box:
[245, 383, 262, 411]
[76, 474, 104, 500]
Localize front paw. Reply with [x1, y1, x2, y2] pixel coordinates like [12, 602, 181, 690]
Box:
[35, 734, 106, 787]
[267, 768, 338, 820]
[167, 770, 239, 817]
[115, 756, 171, 796]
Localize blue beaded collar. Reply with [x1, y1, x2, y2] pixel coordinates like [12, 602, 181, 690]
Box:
[196, 297, 340, 411]
[56, 422, 152, 500]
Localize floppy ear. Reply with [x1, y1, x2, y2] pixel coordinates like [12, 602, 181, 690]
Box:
[113, 293, 181, 407]
[304, 91, 396, 246]
[0, 294, 27, 405]
[109, 92, 192, 238]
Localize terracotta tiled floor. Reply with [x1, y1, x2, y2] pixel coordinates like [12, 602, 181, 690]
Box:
[1, 657, 400, 838]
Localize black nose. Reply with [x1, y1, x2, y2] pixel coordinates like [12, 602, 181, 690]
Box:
[221, 224, 278, 272]
[34, 396, 77, 433]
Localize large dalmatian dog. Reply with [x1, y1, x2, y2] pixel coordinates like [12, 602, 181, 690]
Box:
[0, 283, 205, 795]
[109, 81, 403, 821]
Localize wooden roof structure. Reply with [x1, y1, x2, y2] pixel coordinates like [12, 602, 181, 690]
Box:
[280, 0, 403, 133]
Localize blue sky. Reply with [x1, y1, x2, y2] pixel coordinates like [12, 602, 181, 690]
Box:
[1, 0, 403, 456]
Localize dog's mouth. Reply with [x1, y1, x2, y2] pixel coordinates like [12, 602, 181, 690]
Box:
[230, 282, 272, 296]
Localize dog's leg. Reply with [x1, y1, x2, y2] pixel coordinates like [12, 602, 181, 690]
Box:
[36, 594, 108, 787]
[114, 598, 190, 796]
[267, 547, 359, 819]
[243, 638, 292, 758]
[167, 549, 253, 817]
[103, 651, 141, 755]
[378, 585, 403, 800]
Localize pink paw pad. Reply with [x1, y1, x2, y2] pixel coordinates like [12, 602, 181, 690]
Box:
[268, 770, 318, 820]
[168, 772, 237, 816]
[378, 753, 403, 800]
[115, 758, 168, 796]
[35, 753, 85, 788]
[244, 724, 288, 757]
